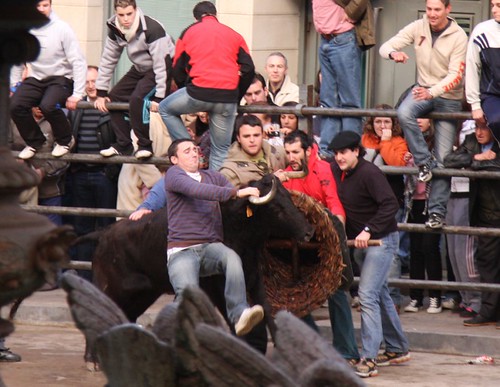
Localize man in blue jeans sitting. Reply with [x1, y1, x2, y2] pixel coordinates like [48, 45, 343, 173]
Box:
[379, 0, 468, 229]
[165, 138, 264, 336]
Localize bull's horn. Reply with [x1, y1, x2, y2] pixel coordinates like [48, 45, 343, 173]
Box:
[249, 177, 277, 205]
[282, 170, 307, 179]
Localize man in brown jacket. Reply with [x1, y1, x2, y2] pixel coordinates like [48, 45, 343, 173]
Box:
[219, 114, 286, 188]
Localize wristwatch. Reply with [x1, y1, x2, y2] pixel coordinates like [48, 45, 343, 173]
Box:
[363, 226, 372, 234]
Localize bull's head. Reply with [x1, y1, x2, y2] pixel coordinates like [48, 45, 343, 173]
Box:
[248, 175, 277, 205]
[246, 175, 315, 242]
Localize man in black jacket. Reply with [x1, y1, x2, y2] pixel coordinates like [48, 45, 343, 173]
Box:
[444, 123, 500, 328]
[330, 131, 410, 377]
[330, 131, 409, 378]
[67, 66, 119, 281]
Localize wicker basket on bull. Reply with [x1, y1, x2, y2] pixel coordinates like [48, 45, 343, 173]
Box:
[261, 190, 345, 318]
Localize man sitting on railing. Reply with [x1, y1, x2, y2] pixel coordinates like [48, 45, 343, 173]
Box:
[444, 123, 500, 328]
[380, 0, 468, 229]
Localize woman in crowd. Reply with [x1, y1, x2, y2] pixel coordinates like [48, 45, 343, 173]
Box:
[404, 118, 443, 314]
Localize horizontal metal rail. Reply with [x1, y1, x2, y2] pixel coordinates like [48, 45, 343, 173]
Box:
[22, 204, 132, 218]
[11, 150, 170, 166]
[21, 204, 500, 238]
[78, 100, 472, 120]
[357, 277, 500, 293]
[11, 151, 500, 180]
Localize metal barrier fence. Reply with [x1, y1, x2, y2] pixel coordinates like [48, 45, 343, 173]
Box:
[15, 101, 500, 293]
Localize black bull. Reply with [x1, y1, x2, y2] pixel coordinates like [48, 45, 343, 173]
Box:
[90, 174, 315, 338]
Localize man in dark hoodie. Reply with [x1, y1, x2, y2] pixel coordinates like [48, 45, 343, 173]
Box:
[158, 1, 255, 171]
[444, 123, 500, 328]
[95, 0, 174, 159]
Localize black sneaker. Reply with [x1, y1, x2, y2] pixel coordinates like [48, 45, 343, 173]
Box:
[418, 163, 433, 182]
[425, 213, 445, 229]
[0, 348, 21, 362]
[463, 315, 496, 327]
[459, 308, 478, 318]
[417, 163, 432, 183]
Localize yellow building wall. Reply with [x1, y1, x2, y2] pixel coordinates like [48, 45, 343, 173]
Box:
[52, 0, 106, 67]
[217, 0, 302, 84]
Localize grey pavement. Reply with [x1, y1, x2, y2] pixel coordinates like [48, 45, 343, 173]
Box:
[4, 288, 500, 358]
[2, 289, 500, 386]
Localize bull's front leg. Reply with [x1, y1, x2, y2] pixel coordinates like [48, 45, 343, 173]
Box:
[246, 268, 277, 348]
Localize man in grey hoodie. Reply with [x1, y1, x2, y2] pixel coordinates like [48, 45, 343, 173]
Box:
[10, 0, 87, 160]
[94, 0, 174, 159]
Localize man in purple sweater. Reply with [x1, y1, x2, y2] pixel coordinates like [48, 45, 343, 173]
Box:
[165, 138, 264, 336]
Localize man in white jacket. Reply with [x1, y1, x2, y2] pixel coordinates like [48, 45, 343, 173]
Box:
[379, 0, 467, 230]
[466, 0, 500, 143]
[10, 0, 87, 160]
[264, 52, 299, 106]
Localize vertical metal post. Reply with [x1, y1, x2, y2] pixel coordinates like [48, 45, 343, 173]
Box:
[0, 63, 10, 147]
[365, 7, 383, 108]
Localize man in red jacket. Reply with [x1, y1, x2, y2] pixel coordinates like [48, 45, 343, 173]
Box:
[158, 1, 255, 171]
[282, 131, 359, 365]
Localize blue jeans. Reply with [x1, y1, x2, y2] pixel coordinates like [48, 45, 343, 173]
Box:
[482, 95, 500, 142]
[158, 88, 237, 171]
[357, 231, 409, 359]
[388, 208, 405, 306]
[328, 289, 360, 360]
[70, 170, 117, 281]
[39, 196, 62, 226]
[318, 29, 362, 156]
[167, 242, 248, 323]
[398, 92, 461, 216]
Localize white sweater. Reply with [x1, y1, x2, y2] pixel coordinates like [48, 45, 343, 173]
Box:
[10, 11, 87, 98]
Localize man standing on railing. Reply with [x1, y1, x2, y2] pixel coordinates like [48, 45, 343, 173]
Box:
[465, 0, 500, 143]
[330, 131, 409, 378]
[443, 124, 500, 328]
[311, 0, 375, 159]
[380, 0, 468, 229]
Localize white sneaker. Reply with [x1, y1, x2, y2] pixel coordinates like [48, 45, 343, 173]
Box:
[235, 305, 264, 336]
[427, 297, 442, 314]
[18, 146, 37, 160]
[404, 299, 421, 313]
[100, 146, 120, 157]
[135, 149, 153, 159]
[441, 298, 457, 310]
[52, 136, 75, 157]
